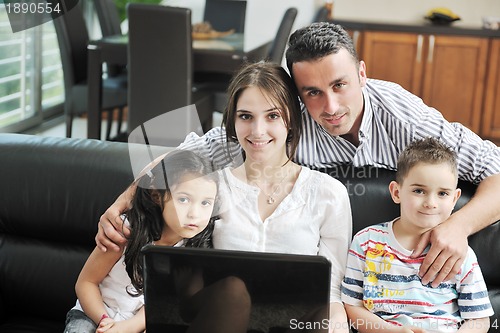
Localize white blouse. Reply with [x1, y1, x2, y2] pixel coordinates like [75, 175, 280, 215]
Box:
[213, 166, 352, 303]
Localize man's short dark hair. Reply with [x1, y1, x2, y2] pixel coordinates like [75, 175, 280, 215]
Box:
[285, 22, 359, 75]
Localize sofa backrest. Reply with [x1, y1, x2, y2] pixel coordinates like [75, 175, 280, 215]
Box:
[0, 134, 138, 323]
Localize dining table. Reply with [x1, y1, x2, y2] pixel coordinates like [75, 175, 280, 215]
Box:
[87, 32, 272, 139]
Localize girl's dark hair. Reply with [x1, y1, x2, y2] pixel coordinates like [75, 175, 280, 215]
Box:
[124, 149, 218, 296]
[222, 61, 302, 163]
[285, 22, 359, 77]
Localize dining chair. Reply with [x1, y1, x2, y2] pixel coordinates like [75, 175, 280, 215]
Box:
[93, 0, 122, 37]
[53, 4, 127, 139]
[313, 6, 329, 22]
[93, 0, 128, 96]
[203, 0, 247, 33]
[127, 4, 214, 144]
[266, 7, 298, 64]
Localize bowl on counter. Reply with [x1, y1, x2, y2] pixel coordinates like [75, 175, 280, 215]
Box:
[483, 16, 500, 30]
[425, 7, 461, 26]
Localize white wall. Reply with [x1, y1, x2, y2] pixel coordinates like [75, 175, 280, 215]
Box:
[244, 0, 315, 52]
[330, 0, 500, 28]
[161, 0, 205, 22]
[162, 0, 500, 33]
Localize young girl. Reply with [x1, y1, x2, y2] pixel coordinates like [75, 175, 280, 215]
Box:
[64, 149, 218, 333]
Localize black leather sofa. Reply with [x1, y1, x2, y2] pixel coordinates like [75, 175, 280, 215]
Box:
[0, 133, 498, 332]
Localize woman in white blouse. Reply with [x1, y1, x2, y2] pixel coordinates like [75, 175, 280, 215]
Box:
[203, 61, 352, 333]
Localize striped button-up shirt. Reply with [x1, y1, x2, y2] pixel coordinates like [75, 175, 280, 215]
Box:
[180, 79, 500, 184]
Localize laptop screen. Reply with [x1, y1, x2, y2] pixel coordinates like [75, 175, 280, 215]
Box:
[142, 245, 331, 332]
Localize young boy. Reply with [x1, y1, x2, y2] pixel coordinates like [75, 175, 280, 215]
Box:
[341, 137, 493, 333]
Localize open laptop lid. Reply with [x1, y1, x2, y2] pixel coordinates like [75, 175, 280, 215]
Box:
[142, 245, 331, 332]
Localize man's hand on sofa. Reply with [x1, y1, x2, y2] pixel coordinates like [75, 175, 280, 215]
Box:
[412, 218, 468, 288]
[96, 185, 135, 252]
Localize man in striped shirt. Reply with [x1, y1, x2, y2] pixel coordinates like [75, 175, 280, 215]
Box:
[97, 23, 500, 291]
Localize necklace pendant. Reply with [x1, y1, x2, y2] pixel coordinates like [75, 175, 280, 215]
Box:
[267, 196, 275, 205]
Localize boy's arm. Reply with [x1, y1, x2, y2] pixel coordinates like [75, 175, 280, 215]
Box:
[456, 318, 490, 333]
[329, 302, 349, 333]
[345, 304, 412, 333]
[76, 246, 123, 324]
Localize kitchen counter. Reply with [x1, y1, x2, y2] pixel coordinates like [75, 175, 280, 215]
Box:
[330, 19, 500, 38]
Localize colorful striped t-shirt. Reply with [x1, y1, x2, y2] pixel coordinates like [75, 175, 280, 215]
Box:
[341, 220, 493, 332]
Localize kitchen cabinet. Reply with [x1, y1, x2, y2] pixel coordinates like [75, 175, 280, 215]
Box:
[362, 31, 424, 95]
[482, 39, 500, 142]
[361, 31, 489, 133]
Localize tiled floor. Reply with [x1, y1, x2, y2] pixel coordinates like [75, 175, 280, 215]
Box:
[31, 112, 224, 139]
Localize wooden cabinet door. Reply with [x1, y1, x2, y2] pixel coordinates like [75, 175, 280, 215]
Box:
[421, 35, 488, 133]
[362, 31, 425, 96]
[482, 39, 500, 142]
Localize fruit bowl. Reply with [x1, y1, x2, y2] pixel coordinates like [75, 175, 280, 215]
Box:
[192, 29, 235, 40]
[425, 8, 460, 26]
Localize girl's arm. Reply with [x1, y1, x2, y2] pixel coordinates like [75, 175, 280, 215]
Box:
[457, 318, 490, 333]
[329, 302, 349, 333]
[345, 304, 412, 333]
[76, 245, 123, 325]
[97, 307, 146, 333]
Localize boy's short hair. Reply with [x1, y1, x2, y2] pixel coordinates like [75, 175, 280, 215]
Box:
[396, 137, 458, 184]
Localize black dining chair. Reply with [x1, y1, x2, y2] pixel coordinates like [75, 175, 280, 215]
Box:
[203, 0, 247, 33]
[313, 6, 329, 22]
[93, 0, 127, 136]
[266, 7, 298, 64]
[93, 0, 123, 37]
[127, 4, 214, 144]
[53, 4, 127, 139]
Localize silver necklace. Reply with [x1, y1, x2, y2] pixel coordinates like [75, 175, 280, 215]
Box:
[252, 172, 289, 205]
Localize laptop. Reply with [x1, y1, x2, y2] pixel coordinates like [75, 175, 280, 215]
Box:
[142, 245, 331, 333]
